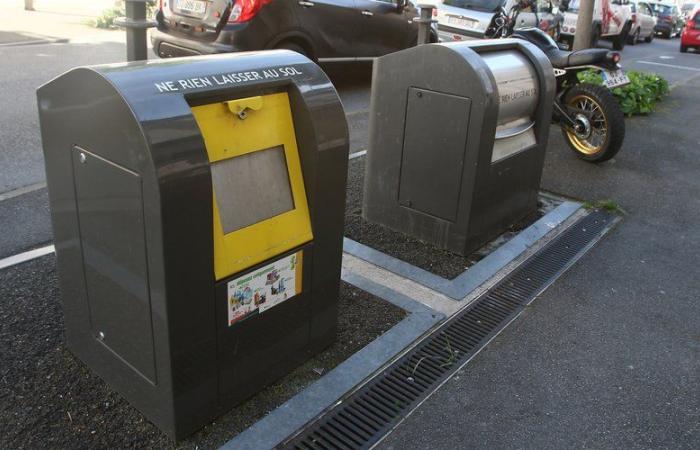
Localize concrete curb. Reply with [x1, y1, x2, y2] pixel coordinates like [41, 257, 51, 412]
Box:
[343, 200, 582, 299]
[220, 273, 444, 450]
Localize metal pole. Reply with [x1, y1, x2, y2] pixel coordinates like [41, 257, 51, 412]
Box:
[115, 0, 157, 62]
[416, 4, 436, 45]
[573, 0, 595, 50]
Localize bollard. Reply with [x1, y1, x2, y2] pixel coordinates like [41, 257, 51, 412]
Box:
[415, 4, 437, 45]
[115, 0, 156, 62]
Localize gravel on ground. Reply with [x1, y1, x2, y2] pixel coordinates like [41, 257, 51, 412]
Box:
[344, 158, 560, 279]
[0, 256, 405, 449]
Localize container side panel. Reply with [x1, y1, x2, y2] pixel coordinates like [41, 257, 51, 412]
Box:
[72, 147, 156, 383]
[398, 88, 472, 223]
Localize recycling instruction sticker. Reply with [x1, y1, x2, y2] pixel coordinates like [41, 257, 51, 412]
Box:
[226, 251, 302, 326]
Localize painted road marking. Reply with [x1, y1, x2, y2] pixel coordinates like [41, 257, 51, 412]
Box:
[0, 182, 47, 202]
[349, 149, 367, 160]
[637, 60, 700, 72]
[0, 245, 55, 271]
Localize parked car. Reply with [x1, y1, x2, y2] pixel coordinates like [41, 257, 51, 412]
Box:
[559, 0, 633, 50]
[151, 0, 435, 60]
[648, 1, 683, 37]
[432, 0, 563, 42]
[680, 5, 700, 51]
[628, 0, 657, 43]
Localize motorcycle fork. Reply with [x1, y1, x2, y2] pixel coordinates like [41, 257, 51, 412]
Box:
[552, 74, 586, 130]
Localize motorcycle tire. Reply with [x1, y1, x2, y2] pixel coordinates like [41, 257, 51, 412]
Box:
[561, 83, 625, 163]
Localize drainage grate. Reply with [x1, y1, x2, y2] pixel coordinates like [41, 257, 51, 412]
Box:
[280, 209, 616, 450]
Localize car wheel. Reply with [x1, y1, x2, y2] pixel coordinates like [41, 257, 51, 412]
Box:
[612, 27, 628, 50]
[276, 41, 311, 59]
[551, 24, 562, 42]
[591, 26, 601, 47]
[628, 28, 640, 45]
[644, 31, 654, 43]
[681, 44, 688, 52]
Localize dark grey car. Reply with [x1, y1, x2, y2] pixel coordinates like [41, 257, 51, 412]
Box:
[151, 0, 433, 59]
[649, 1, 683, 37]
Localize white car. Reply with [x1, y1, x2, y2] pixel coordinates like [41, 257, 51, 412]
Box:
[433, 0, 564, 42]
[628, 0, 657, 43]
[560, 0, 634, 50]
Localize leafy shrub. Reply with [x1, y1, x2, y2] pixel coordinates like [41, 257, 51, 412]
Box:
[578, 70, 669, 116]
[93, 2, 157, 29]
[93, 6, 124, 29]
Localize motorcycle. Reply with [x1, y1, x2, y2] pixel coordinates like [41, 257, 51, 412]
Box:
[486, 0, 629, 162]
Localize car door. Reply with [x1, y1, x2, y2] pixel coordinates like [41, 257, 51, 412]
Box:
[294, 0, 361, 58]
[353, 0, 416, 56]
[606, 0, 629, 36]
[640, 2, 654, 35]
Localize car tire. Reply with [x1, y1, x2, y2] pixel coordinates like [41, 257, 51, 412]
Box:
[551, 24, 562, 42]
[591, 26, 601, 47]
[644, 31, 654, 43]
[276, 41, 311, 59]
[681, 44, 688, 52]
[628, 28, 640, 45]
[613, 23, 630, 50]
[613, 33, 626, 50]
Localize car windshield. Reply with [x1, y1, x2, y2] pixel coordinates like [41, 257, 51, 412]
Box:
[443, 0, 505, 12]
[649, 3, 673, 14]
[567, 0, 581, 11]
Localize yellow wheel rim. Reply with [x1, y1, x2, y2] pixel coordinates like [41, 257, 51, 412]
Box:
[565, 94, 609, 156]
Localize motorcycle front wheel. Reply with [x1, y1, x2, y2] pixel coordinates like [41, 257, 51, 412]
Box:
[561, 83, 625, 163]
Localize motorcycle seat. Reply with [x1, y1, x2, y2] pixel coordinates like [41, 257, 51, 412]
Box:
[511, 28, 612, 69]
[548, 48, 612, 68]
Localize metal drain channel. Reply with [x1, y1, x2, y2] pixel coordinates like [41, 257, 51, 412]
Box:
[279, 209, 616, 450]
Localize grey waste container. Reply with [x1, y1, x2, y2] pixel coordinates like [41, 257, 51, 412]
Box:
[363, 39, 555, 256]
[37, 51, 348, 439]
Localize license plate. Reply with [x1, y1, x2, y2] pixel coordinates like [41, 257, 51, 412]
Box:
[174, 0, 207, 15]
[447, 15, 478, 29]
[602, 69, 630, 88]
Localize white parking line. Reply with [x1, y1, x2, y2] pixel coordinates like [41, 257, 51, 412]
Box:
[0, 245, 55, 271]
[636, 60, 700, 71]
[0, 182, 47, 202]
[349, 149, 367, 160]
